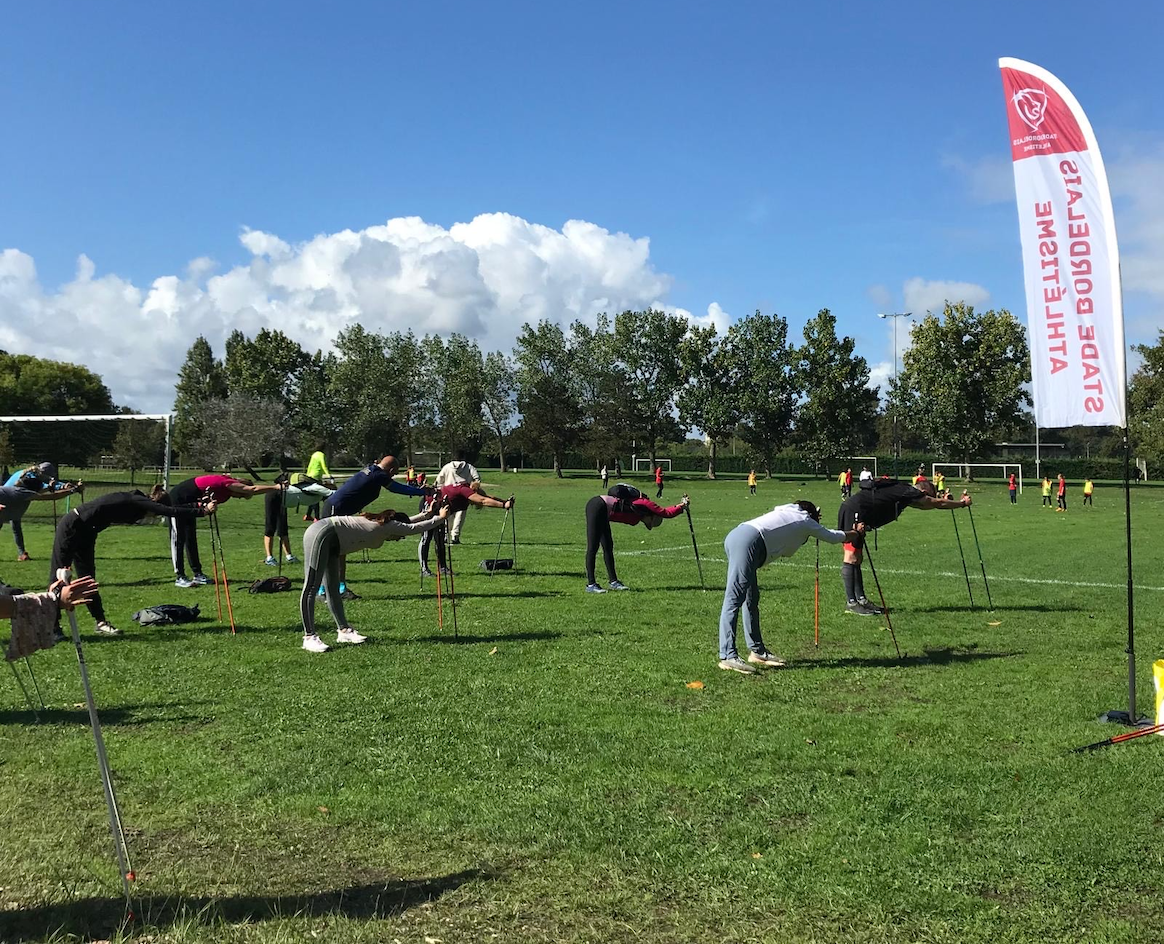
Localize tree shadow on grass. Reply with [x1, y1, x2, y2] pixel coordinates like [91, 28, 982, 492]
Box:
[0, 701, 213, 727]
[0, 867, 497, 942]
[409, 630, 563, 645]
[788, 647, 1022, 671]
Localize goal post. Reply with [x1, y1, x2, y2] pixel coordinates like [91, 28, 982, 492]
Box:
[0, 413, 174, 491]
[932, 462, 1023, 494]
[633, 458, 671, 473]
[851, 456, 877, 478]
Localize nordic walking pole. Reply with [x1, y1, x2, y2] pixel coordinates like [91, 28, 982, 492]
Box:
[8, 661, 41, 722]
[212, 514, 237, 634]
[434, 532, 444, 631]
[445, 521, 459, 640]
[950, 510, 976, 610]
[510, 498, 517, 569]
[1070, 722, 1164, 753]
[965, 503, 994, 610]
[59, 569, 136, 918]
[814, 539, 820, 648]
[860, 534, 901, 658]
[489, 503, 512, 577]
[207, 515, 223, 622]
[277, 478, 287, 578]
[683, 496, 705, 590]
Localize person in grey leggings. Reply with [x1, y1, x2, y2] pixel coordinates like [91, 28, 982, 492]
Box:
[300, 505, 449, 653]
[718, 501, 862, 675]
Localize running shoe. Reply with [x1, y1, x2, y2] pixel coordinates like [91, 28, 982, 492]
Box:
[420, 568, 436, 578]
[285, 554, 299, 563]
[94, 621, 122, 637]
[264, 556, 277, 566]
[718, 657, 758, 675]
[341, 588, 360, 601]
[585, 583, 607, 594]
[302, 633, 330, 653]
[856, 597, 886, 615]
[192, 573, 212, 586]
[608, 580, 629, 591]
[16, 552, 31, 562]
[845, 601, 881, 616]
[747, 649, 786, 668]
[336, 628, 367, 644]
[175, 576, 195, 588]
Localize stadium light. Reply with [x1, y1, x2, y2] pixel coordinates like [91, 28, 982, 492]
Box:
[877, 312, 912, 477]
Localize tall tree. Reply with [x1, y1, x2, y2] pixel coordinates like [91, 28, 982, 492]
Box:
[570, 316, 631, 467]
[188, 394, 286, 471]
[513, 320, 583, 477]
[612, 309, 688, 465]
[224, 328, 309, 408]
[481, 351, 517, 473]
[329, 325, 400, 462]
[0, 351, 115, 415]
[383, 331, 430, 462]
[172, 337, 227, 461]
[424, 334, 485, 461]
[730, 311, 800, 476]
[288, 350, 342, 459]
[796, 309, 880, 472]
[1129, 330, 1164, 468]
[890, 302, 1032, 461]
[110, 411, 166, 484]
[678, 325, 743, 479]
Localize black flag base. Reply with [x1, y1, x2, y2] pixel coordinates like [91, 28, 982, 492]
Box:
[1098, 709, 1154, 726]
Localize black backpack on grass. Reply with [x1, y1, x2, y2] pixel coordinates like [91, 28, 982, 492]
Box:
[132, 603, 200, 626]
[249, 576, 293, 594]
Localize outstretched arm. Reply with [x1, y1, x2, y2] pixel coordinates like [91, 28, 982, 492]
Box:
[466, 493, 514, 510]
[912, 491, 971, 511]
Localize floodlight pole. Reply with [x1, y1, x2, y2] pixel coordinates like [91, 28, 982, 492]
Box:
[878, 313, 912, 479]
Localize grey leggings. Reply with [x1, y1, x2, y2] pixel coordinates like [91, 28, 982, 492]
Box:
[300, 522, 349, 636]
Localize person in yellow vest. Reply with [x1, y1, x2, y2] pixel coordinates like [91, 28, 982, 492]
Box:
[747, 469, 757, 496]
[1041, 476, 1053, 508]
[303, 444, 334, 522]
[1083, 477, 1094, 506]
[837, 469, 846, 499]
[934, 470, 946, 496]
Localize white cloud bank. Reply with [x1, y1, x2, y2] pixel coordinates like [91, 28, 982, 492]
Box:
[0, 214, 728, 412]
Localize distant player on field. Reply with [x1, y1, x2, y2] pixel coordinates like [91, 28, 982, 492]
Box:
[1083, 477, 1094, 506]
[1008, 472, 1018, 504]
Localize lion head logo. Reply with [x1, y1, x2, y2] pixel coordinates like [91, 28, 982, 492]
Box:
[1012, 87, 1049, 132]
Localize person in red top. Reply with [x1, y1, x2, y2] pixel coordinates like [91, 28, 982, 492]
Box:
[844, 467, 853, 499]
[1008, 472, 1018, 504]
[168, 474, 280, 588]
[585, 489, 689, 593]
[1057, 473, 1068, 512]
[654, 465, 665, 498]
[418, 482, 514, 576]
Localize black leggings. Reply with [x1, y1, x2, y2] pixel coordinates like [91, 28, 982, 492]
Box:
[585, 496, 617, 585]
[169, 482, 203, 576]
[264, 491, 288, 538]
[418, 523, 447, 571]
[49, 513, 106, 623]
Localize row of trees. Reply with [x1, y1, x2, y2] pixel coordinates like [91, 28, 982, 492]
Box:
[169, 302, 1037, 477]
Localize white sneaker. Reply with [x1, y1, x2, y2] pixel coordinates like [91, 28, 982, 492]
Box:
[95, 620, 122, 637]
[336, 628, 367, 645]
[302, 633, 330, 653]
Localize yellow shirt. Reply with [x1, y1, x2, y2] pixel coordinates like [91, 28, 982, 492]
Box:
[837, 472, 845, 486]
[1041, 479, 1052, 496]
[747, 472, 757, 486]
[1084, 480, 1093, 495]
[307, 451, 330, 480]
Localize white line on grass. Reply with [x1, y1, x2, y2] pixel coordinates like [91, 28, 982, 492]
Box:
[615, 545, 1164, 592]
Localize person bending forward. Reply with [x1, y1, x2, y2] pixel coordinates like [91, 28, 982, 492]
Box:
[719, 501, 862, 674]
[300, 505, 449, 653]
[584, 491, 688, 593]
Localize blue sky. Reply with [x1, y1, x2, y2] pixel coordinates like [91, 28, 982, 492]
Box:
[2, 1, 1162, 410]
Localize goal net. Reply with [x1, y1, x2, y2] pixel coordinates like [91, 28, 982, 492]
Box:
[0, 414, 174, 524]
[633, 458, 671, 473]
[932, 462, 1023, 494]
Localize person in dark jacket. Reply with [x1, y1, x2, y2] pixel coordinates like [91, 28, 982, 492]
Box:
[50, 487, 215, 636]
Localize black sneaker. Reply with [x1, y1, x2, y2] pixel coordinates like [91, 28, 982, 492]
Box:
[341, 588, 361, 601]
[845, 601, 881, 617]
[857, 597, 886, 614]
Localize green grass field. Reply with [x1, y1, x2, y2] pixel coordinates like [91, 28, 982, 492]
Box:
[1, 472, 1162, 943]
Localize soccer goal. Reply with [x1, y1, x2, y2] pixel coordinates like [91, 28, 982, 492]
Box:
[633, 458, 671, 473]
[932, 462, 1023, 494]
[0, 413, 174, 496]
[851, 456, 878, 478]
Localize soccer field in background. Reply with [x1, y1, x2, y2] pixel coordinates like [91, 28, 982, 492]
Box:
[1, 472, 1161, 943]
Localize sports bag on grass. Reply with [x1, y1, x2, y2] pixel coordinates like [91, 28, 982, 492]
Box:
[249, 576, 293, 594]
[132, 603, 201, 625]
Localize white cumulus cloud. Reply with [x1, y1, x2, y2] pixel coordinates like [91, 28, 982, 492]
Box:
[0, 213, 718, 412]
